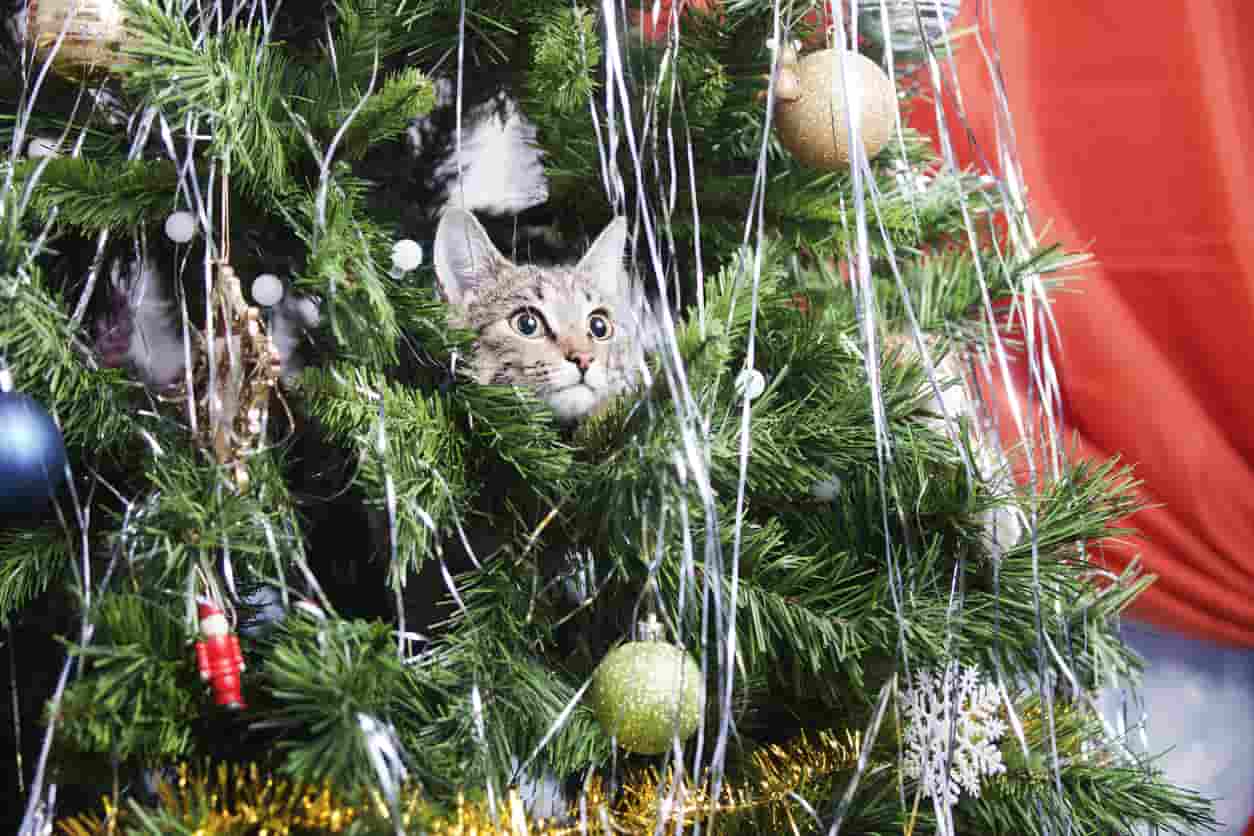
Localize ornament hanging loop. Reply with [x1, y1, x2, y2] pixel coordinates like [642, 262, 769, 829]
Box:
[638, 611, 666, 643]
[633, 576, 671, 643]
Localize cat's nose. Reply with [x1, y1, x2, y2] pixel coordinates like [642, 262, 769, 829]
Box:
[567, 351, 594, 372]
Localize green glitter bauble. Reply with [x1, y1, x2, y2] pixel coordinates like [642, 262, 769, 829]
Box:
[589, 640, 703, 755]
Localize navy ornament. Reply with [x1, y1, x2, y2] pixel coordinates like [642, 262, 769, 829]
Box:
[0, 388, 67, 515]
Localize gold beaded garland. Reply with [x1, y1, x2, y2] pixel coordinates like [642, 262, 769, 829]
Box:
[773, 48, 898, 170]
[26, 0, 133, 77]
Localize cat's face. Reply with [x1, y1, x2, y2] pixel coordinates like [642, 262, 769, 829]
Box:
[433, 209, 639, 421]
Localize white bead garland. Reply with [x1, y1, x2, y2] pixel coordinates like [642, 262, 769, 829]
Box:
[251, 273, 284, 307]
[391, 239, 423, 273]
[163, 211, 196, 244]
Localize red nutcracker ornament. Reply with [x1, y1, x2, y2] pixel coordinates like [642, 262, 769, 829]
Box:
[630, 0, 722, 43]
[195, 599, 246, 710]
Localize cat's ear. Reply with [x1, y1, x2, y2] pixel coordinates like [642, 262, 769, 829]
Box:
[576, 217, 629, 297]
[434, 209, 510, 307]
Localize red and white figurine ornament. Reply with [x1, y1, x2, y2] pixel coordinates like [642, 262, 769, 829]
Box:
[195, 599, 246, 710]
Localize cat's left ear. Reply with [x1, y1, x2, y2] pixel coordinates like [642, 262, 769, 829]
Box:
[576, 217, 629, 297]
[434, 208, 511, 307]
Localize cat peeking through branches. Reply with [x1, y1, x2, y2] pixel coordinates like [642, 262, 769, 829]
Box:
[433, 209, 650, 421]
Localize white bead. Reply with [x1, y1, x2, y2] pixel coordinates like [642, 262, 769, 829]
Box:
[251, 273, 284, 307]
[26, 137, 60, 158]
[735, 368, 766, 400]
[163, 211, 197, 244]
[811, 476, 842, 502]
[391, 239, 423, 272]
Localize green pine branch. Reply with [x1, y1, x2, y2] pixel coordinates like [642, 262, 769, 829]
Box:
[281, 182, 401, 368]
[0, 276, 142, 453]
[17, 157, 179, 232]
[121, 1, 292, 197]
[332, 67, 436, 159]
[421, 555, 612, 785]
[122, 449, 303, 589]
[303, 364, 467, 583]
[526, 6, 601, 122]
[57, 593, 200, 761]
[0, 527, 74, 624]
[257, 612, 464, 789]
[970, 761, 1216, 836]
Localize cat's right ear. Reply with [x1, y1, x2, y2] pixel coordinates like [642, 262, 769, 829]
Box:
[434, 209, 509, 307]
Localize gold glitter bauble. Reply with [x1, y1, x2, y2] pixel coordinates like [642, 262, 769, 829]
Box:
[589, 640, 703, 755]
[773, 48, 898, 170]
[26, 0, 133, 78]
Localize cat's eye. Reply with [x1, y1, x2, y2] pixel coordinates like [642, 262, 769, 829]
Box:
[510, 308, 545, 338]
[588, 312, 613, 341]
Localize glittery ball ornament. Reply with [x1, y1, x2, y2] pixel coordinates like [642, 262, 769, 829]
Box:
[589, 635, 703, 755]
[773, 48, 897, 170]
[0, 389, 67, 515]
[26, 0, 133, 78]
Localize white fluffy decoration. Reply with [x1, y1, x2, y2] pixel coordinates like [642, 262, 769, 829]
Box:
[117, 259, 318, 388]
[901, 664, 1007, 807]
[270, 294, 321, 385]
[416, 79, 549, 215]
[120, 259, 189, 388]
[912, 344, 1024, 558]
[810, 475, 842, 501]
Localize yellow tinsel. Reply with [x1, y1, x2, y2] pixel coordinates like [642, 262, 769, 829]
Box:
[593, 729, 865, 834]
[58, 762, 372, 836]
[57, 731, 867, 836]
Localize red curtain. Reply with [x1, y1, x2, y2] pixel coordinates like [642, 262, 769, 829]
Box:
[905, 5, 1254, 829]
[908, 0, 1254, 650]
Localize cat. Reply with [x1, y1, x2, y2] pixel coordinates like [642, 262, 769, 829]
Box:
[432, 208, 647, 422]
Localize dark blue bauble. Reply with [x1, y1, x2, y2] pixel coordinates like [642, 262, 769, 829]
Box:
[0, 391, 67, 515]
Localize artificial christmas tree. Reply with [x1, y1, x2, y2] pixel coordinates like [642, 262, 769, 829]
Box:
[0, 0, 1216, 833]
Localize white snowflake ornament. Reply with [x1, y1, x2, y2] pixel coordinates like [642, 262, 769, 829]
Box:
[901, 663, 1007, 807]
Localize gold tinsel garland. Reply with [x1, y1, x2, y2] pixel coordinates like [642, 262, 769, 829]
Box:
[595, 729, 865, 835]
[56, 731, 865, 836]
[58, 763, 372, 836]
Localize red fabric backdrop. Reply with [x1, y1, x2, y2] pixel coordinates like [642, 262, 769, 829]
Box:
[907, 0, 1254, 650]
[907, 4, 1254, 831]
